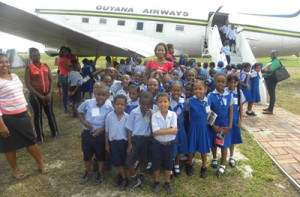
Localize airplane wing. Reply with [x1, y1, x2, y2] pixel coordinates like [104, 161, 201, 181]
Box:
[0, 2, 153, 57]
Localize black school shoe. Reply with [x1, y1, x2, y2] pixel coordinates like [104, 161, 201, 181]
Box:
[186, 164, 194, 176]
[152, 182, 160, 194]
[164, 182, 174, 195]
[79, 171, 92, 184]
[139, 174, 146, 189]
[94, 172, 104, 186]
[118, 177, 128, 191]
[200, 167, 208, 179]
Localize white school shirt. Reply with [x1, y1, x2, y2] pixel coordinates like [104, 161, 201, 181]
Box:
[105, 111, 128, 141]
[125, 106, 152, 136]
[151, 110, 177, 142]
[77, 98, 114, 131]
[110, 80, 122, 95]
[225, 87, 246, 104]
[219, 25, 230, 34]
[227, 28, 238, 40]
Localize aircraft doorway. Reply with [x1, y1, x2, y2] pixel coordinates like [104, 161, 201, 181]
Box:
[208, 12, 229, 29]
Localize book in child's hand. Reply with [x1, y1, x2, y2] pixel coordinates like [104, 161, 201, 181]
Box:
[82, 76, 90, 83]
[207, 111, 218, 126]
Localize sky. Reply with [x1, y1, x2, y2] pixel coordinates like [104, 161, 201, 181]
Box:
[0, 0, 298, 53]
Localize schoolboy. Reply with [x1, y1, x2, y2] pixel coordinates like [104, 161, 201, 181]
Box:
[77, 85, 113, 185]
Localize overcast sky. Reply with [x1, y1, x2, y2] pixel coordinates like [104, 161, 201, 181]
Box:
[0, 0, 298, 53]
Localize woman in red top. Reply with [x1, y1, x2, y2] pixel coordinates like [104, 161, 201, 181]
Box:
[25, 48, 59, 144]
[57, 46, 72, 112]
[144, 43, 174, 82]
[0, 53, 48, 179]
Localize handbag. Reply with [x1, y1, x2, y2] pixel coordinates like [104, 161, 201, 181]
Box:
[273, 61, 290, 82]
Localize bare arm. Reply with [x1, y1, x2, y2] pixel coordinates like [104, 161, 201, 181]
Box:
[77, 112, 92, 130]
[105, 132, 110, 153]
[0, 117, 9, 137]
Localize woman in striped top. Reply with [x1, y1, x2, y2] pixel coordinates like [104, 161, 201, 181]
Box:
[0, 53, 48, 179]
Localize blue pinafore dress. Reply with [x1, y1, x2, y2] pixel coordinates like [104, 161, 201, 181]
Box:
[250, 71, 261, 103]
[227, 88, 243, 144]
[187, 96, 211, 153]
[208, 90, 232, 149]
[240, 70, 252, 102]
[169, 98, 188, 156]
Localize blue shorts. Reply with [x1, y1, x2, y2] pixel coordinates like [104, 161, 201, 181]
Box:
[81, 130, 105, 161]
[229, 39, 236, 46]
[152, 140, 174, 171]
[69, 86, 81, 102]
[126, 136, 150, 166]
[110, 140, 127, 167]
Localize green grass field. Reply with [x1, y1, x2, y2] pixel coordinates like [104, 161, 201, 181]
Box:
[0, 55, 299, 196]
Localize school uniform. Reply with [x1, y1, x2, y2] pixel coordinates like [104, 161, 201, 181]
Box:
[151, 95, 159, 113]
[125, 99, 139, 114]
[110, 80, 122, 95]
[240, 70, 252, 102]
[77, 98, 113, 161]
[151, 110, 177, 171]
[250, 70, 261, 103]
[105, 111, 128, 167]
[187, 96, 211, 154]
[116, 88, 130, 102]
[125, 106, 152, 166]
[169, 97, 188, 156]
[207, 77, 216, 93]
[226, 87, 245, 145]
[208, 89, 234, 149]
[68, 70, 82, 102]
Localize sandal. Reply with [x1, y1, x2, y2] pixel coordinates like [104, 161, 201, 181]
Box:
[229, 158, 236, 167]
[38, 164, 49, 174]
[211, 159, 218, 169]
[216, 166, 226, 177]
[13, 168, 27, 180]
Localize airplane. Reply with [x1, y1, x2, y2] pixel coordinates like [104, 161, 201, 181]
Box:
[0, 0, 299, 65]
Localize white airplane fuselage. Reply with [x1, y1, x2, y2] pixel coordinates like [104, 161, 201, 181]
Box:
[35, 1, 300, 57]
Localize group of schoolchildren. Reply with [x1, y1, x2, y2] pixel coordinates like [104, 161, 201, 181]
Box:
[76, 55, 262, 195]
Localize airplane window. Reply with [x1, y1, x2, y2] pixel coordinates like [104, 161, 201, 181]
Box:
[118, 20, 126, 26]
[176, 25, 184, 31]
[99, 18, 107, 24]
[156, 24, 163, 33]
[136, 22, 144, 30]
[82, 18, 89, 23]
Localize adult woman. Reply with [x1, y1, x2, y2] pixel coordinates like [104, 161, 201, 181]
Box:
[144, 43, 174, 82]
[262, 50, 281, 114]
[57, 46, 71, 112]
[0, 53, 48, 179]
[25, 48, 59, 144]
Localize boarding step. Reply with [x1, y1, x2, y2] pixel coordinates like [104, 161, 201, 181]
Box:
[230, 54, 243, 65]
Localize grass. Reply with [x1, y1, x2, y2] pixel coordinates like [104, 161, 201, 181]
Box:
[1, 55, 300, 196]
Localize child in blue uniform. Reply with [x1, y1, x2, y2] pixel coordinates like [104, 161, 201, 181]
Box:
[151, 92, 178, 195]
[105, 94, 129, 189]
[125, 91, 153, 190]
[125, 85, 140, 114]
[226, 74, 245, 167]
[186, 80, 211, 179]
[77, 85, 113, 185]
[116, 74, 131, 101]
[240, 63, 255, 116]
[208, 73, 233, 177]
[169, 81, 188, 177]
[146, 78, 160, 171]
[250, 63, 261, 104]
